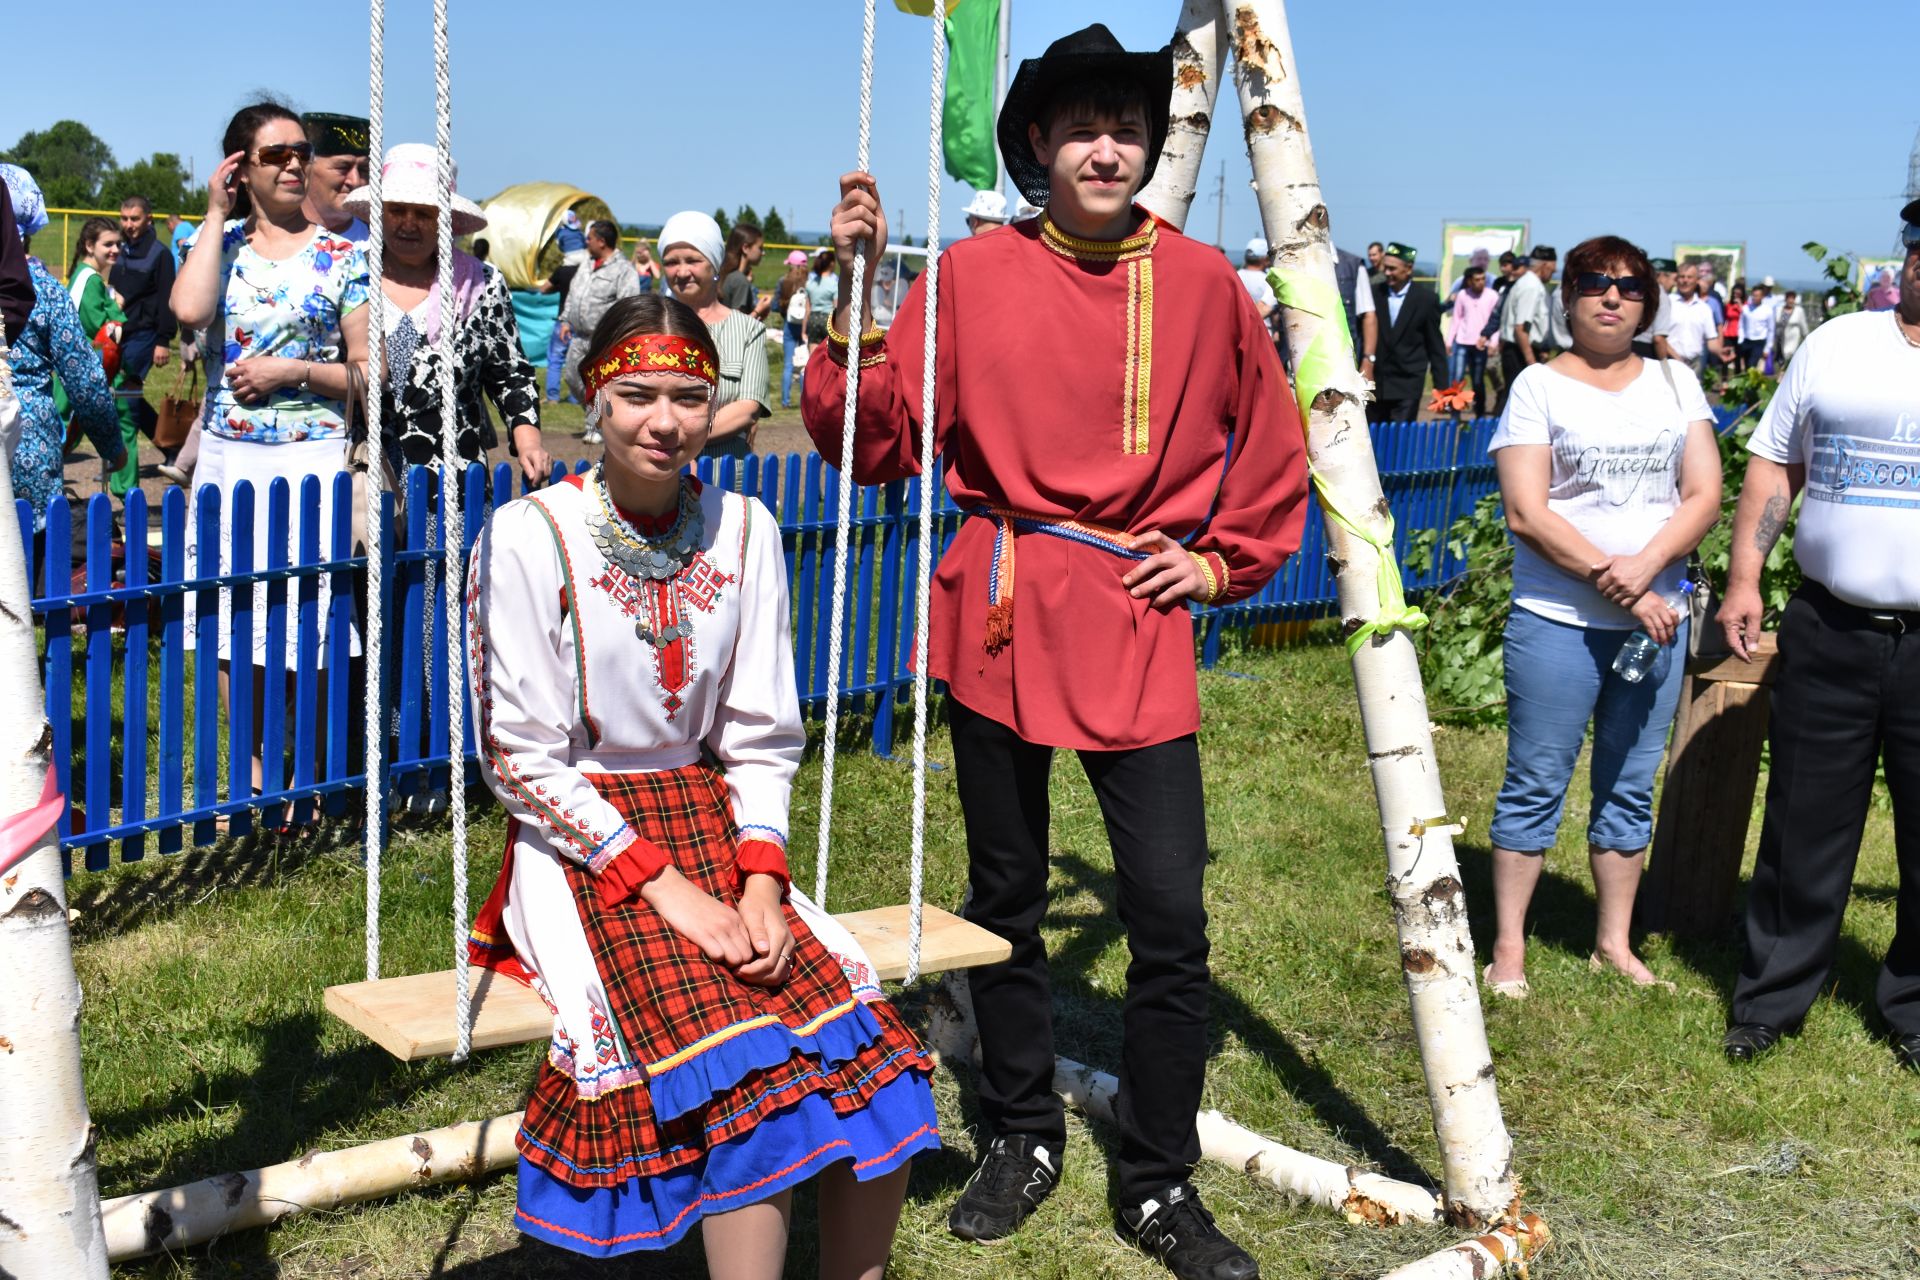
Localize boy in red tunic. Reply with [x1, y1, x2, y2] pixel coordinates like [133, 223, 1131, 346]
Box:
[803, 25, 1308, 1280]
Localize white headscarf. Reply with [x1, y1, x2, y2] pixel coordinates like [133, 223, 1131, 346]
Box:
[657, 210, 725, 274]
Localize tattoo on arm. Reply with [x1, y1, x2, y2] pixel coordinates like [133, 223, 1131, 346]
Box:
[1753, 493, 1790, 554]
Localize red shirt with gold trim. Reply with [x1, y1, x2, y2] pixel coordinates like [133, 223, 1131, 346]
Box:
[802, 211, 1309, 751]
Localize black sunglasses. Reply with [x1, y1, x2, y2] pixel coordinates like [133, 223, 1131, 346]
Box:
[1573, 271, 1648, 300]
[255, 142, 314, 168]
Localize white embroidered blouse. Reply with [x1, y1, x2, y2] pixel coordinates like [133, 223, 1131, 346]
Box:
[465, 476, 802, 889]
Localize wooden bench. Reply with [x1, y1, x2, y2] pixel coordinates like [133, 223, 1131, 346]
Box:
[325, 904, 1009, 1061]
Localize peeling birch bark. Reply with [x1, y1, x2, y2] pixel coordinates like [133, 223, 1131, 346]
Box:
[1375, 1213, 1551, 1280]
[929, 975, 1440, 1226]
[1135, 0, 1225, 230]
[1214, 0, 1517, 1227]
[101, 1111, 523, 1261]
[0, 354, 110, 1279]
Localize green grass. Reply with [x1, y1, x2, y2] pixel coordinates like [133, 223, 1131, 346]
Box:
[79, 635, 1919, 1278]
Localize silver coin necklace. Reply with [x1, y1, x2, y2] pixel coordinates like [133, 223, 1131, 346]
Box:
[587, 465, 705, 649]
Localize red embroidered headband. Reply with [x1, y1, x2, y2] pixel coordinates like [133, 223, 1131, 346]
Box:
[583, 334, 719, 401]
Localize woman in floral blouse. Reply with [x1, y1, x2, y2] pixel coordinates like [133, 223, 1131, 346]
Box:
[171, 102, 369, 803]
[342, 143, 549, 487]
[0, 165, 121, 545]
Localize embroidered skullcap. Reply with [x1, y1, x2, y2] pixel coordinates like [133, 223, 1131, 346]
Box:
[0, 164, 48, 240]
[301, 113, 370, 158]
[1384, 242, 1417, 264]
[658, 210, 726, 273]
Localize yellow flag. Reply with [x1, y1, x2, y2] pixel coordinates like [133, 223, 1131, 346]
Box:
[894, 0, 962, 15]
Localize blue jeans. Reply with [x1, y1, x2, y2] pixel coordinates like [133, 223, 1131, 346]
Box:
[1491, 605, 1688, 853]
[1448, 343, 1489, 414]
[545, 321, 569, 402]
[781, 320, 804, 407]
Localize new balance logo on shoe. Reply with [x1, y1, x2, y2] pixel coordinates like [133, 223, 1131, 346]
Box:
[947, 1135, 1062, 1243]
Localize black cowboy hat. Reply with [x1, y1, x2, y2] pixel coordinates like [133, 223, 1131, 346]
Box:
[996, 23, 1172, 207]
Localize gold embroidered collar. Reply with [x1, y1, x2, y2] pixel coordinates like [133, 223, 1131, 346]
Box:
[1039, 211, 1158, 263]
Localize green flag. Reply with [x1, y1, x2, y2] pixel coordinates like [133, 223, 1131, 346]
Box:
[942, 0, 1001, 191]
[898, 0, 1001, 191]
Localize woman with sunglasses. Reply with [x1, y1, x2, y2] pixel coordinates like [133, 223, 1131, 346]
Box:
[1482, 235, 1722, 997]
[465, 293, 937, 1270]
[171, 101, 369, 807]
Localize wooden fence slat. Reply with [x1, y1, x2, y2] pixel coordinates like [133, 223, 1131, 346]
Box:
[322, 474, 356, 816]
[260, 481, 291, 827]
[226, 482, 256, 840]
[290, 476, 323, 827]
[157, 487, 186, 855]
[121, 489, 150, 863]
[83, 495, 114, 869]
[191, 485, 220, 848]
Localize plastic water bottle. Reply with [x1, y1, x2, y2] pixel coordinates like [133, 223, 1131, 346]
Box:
[1611, 583, 1691, 684]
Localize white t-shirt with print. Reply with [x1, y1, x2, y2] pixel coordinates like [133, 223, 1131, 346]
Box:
[1490, 359, 1710, 628]
[1748, 309, 1920, 608]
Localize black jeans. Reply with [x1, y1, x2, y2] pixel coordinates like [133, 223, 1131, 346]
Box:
[1367, 393, 1422, 424]
[949, 697, 1212, 1202]
[1733, 583, 1920, 1037]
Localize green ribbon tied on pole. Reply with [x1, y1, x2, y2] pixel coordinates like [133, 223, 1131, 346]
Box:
[1267, 266, 1429, 657]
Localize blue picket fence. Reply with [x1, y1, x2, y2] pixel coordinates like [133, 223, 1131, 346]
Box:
[22, 418, 1502, 871]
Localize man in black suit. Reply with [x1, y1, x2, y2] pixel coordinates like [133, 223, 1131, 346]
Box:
[1369, 241, 1448, 423]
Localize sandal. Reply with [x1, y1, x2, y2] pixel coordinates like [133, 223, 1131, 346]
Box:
[1481, 962, 1530, 1001]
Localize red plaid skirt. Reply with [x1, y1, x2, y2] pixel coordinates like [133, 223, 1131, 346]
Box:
[470, 760, 933, 1190]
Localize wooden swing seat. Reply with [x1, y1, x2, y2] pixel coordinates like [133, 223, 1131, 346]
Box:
[325, 904, 1008, 1062]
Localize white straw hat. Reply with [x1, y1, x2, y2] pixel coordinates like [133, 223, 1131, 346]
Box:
[342, 142, 488, 236]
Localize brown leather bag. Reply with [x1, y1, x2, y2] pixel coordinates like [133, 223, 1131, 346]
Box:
[153, 367, 202, 452]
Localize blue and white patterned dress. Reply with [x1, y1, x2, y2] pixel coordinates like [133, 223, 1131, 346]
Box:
[9, 258, 117, 532]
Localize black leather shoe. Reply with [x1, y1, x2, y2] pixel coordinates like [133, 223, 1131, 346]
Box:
[1116, 1183, 1260, 1280]
[1723, 1022, 1782, 1062]
[1895, 1033, 1920, 1073]
[947, 1134, 1061, 1242]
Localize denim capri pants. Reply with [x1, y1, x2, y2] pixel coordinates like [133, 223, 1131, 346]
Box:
[1490, 603, 1688, 853]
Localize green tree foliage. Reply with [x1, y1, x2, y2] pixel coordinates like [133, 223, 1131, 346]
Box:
[1, 120, 115, 207]
[712, 206, 732, 237]
[97, 153, 194, 214]
[734, 204, 761, 233]
[1802, 240, 1863, 318]
[762, 207, 789, 244]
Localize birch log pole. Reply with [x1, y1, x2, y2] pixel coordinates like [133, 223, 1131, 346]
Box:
[926, 976, 1441, 1226]
[102, 1111, 522, 1261]
[1214, 0, 1518, 1227]
[0, 350, 110, 1277]
[1135, 0, 1225, 229]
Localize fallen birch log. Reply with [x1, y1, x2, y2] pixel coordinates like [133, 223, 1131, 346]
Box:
[1376, 1214, 1551, 1280]
[928, 976, 1440, 1226]
[101, 1111, 523, 1261]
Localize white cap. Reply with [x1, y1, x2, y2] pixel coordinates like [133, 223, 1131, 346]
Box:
[1761, 275, 1776, 287]
[1012, 199, 1043, 222]
[963, 190, 1009, 223]
[1245, 236, 1270, 258]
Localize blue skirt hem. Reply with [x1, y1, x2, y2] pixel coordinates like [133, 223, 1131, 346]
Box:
[514, 1068, 939, 1258]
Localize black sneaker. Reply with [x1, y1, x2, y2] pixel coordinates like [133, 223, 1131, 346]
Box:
[946, 1134, 1061, 1242]
[1116, 1183, 1260, 1280]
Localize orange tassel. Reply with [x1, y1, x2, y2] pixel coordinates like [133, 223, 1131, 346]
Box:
[983, 599, 1014, 656]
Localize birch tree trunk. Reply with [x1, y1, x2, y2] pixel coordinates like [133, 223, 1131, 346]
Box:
[0, 351, 110, 1277]
[1135, 0, 1225, 231]
[1216, 0, 1519, 1227]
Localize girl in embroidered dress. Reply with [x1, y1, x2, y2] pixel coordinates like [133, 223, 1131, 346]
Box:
[465, 294, 938, 1275]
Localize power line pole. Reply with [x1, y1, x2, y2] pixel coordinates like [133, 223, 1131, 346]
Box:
[1212, 160, 1227, 250]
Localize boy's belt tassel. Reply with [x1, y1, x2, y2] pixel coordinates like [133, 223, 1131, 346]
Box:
[972, 508, 1150, 657]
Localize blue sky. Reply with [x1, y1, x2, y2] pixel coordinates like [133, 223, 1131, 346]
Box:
[11, 1, 1915, 284]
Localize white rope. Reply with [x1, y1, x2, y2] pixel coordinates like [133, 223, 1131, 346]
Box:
[904, 6, 947, 985]
[362, 0, 387, 984]
[814, 0, 879, 908]
[432, 0, 473, 1065]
